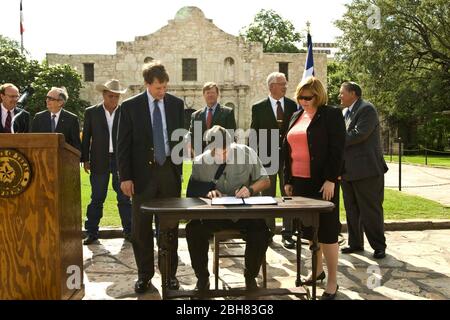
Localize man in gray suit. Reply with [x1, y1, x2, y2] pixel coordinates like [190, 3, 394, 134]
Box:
[339, 82, 388, 259]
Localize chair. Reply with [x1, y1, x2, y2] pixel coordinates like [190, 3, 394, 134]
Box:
[213, 229, 267, 290]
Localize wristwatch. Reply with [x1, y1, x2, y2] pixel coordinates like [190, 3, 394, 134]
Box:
[248, 186, 254, 196]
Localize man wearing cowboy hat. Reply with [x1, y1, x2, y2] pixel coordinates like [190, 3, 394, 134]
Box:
[81, 79, 132, 245]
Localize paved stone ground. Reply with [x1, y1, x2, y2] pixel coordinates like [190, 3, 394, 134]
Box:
[385, 163, 450, 207]
[82, 230, 450, 300]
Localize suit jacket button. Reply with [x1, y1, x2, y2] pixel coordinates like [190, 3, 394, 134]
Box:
[149, 161, 153, 165]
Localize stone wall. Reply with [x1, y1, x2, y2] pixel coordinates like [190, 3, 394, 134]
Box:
[47, 6, 327, 129]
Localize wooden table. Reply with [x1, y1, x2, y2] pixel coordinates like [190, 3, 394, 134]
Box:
[141, 196, 334, 300]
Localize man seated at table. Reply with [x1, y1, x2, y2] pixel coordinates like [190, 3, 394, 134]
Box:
[186, 125, 272, 292]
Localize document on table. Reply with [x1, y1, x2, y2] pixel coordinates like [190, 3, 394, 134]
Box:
[243, 196, 277, 205]
[211, 196, 277, 205]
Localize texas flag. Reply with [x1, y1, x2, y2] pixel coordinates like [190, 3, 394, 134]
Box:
[302, 33, 314, 79]
[20, 0, 24, 35]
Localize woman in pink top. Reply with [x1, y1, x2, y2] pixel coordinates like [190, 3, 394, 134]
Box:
[283, 77, 345, 300]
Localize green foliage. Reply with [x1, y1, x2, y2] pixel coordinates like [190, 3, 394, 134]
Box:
[335, 0, 450, 150]
[29, 63, 88, 117]
[240, 9, 303, 53]
[417, 114, 450, 151]
[0, 35, 40, 91]
[0, 35, 88, 118]
[327, 60, 356, 106]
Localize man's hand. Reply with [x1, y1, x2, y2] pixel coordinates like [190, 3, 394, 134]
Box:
[207, 189, 222, 199]
[284, 184, 293, 196]
[235, 186, 251, 198]
[121, 180, 135, 197]
[320, 180, 335, 201]
[83, 162, 90, 174]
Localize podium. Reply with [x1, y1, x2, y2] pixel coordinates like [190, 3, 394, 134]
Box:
[0, 134, 84, 299]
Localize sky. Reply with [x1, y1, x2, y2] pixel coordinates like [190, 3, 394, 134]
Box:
[1, 0, 351, 61]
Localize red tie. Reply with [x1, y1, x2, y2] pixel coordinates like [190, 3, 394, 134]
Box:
[4, 110, 12, 133]
[206, 107, 213, 129]
[276, 100, 284, 129]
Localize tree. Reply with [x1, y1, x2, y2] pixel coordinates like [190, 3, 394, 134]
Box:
[335, 0, 450, 149]
[0, 35, 40, 91]
[28, 63, 88, 117]
[327, 60, 356, 106]
[0, 35, 88, 118]
[240, 9, 303, 53]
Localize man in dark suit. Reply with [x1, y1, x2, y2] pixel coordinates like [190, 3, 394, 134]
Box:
[251, 72, 298, 248]
[31, 87, 81, 151]
[81, 80, 132, 245]
[117, 61, 184, 294]
[339, 81, 388, 259]
[188, 82, 236, 155]
[0, 83, 30, 133]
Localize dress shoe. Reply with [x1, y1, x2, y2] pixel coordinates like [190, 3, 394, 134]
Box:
[373, 249, 386, 259]
[300, 271, 326, 286]
[134, 278, 152, 294]
[341, 246, 364, 254]
[83, 235, 99, 245]
[245, 277, 258, 291]
[195, 278, 210, 292]
[169, 277, 180, 290]
[320, 284, 339, 300]
[282, 237, 296, 249]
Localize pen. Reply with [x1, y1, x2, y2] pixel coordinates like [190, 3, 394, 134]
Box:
[235, 184, 245, 198]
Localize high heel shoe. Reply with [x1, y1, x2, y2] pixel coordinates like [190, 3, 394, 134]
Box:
[320, 284, 339, 300]
[300, 271, 326, 286]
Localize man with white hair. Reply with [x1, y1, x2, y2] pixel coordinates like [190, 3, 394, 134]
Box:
[250, 72, 298, 248]
[31, 86, 81, 151]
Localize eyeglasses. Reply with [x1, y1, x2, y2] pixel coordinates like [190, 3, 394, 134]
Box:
[274, 82, 288, 87]
[298, 95, 315, 101]
[46, 96, 61, 102]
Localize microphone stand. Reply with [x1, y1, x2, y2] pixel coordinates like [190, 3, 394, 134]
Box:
[11, 86, 33, 134]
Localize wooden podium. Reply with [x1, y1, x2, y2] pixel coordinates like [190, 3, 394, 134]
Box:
[0, 134, 84, 299]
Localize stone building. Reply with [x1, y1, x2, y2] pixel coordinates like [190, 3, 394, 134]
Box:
[47, 6, 327, 129]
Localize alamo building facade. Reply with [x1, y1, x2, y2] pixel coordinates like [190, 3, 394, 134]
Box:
[47, 6, 327, 129]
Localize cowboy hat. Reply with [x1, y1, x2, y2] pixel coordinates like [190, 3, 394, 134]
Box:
[95, 79, 127, 94]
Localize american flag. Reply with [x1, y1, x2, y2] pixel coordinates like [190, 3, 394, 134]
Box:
[20, 0, 24, 35]
[302, 33, 314, 79]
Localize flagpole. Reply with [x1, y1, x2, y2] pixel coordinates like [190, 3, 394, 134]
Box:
[20, 0, 24, 54]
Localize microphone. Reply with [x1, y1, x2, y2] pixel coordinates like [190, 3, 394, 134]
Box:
[11, 86, 34, 133]
[17, 85, 34, 108]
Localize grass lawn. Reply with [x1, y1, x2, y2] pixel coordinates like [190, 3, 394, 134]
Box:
[384, 155, 450, 167]
[80, 162, 450, 228]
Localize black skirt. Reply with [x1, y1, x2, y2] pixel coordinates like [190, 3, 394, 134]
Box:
[292, 177, 341, 244]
